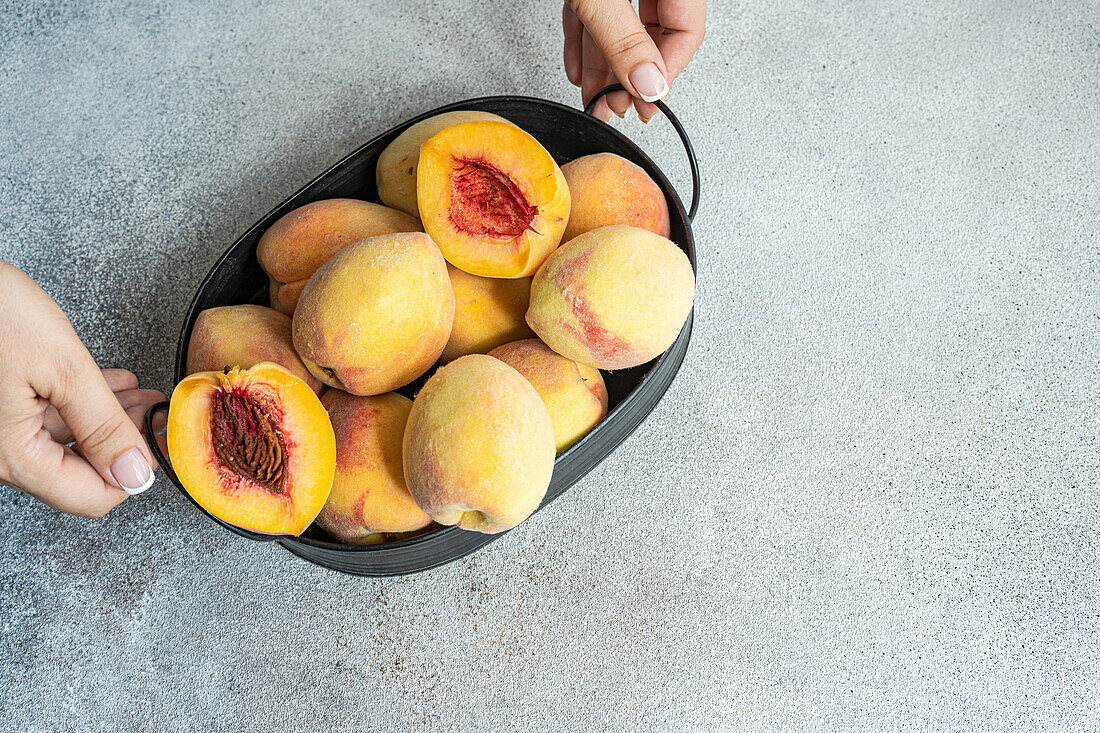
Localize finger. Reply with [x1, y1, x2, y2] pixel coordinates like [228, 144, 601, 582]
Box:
[568, 0, 669, 103]
[42, 387, 164, 444]
[9, 430, 129, 518]
[563, 3, 583, 87]
[115, 388, 168, 412]
[643, 0, 706, 82]
[581, 29, 612, 121]
[125, 403, 159, 436]
[148, 407, 168, 437]
[38, 351, 156, 496]
[39, 396, 74, 443]
[635, 98, 660, 123]
[151, 431, 168, 466]
[101, 368, 139, 393]
[607, 88, 633, 117]
[592, 95, 614, 123]
[43, 368, 137, 440]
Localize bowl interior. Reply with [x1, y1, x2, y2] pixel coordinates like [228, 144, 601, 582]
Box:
[173, 95, 695, 557]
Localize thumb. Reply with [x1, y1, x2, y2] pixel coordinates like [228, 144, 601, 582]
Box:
[46, 354, 156, 496]
[568, 0, 669, 103]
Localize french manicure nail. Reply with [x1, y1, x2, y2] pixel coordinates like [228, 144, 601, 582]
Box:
[111, 447, 155, 495]
[628, 62, 668, 103]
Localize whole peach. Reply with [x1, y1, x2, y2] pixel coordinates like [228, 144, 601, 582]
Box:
[489, 339, 608, 453]
[561, 153, 670, 241]
[402, 355, 555, 534]
[526, 225, 694, 370]
[293, 232, 454, 395]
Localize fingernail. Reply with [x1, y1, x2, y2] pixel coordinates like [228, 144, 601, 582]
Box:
[628, 62, 668, 103]
[111, 447, 155, 495]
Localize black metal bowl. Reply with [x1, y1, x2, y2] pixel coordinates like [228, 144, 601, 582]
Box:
[144, 85, 699, 576]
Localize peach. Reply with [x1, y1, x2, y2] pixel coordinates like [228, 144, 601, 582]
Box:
[166, 363, 336, 536]
[256, 199, 421, 315]
[186, 304, 322, 394]
[376, 110, 512, 217]
[269, 278, 307, 317]
[292, 232, 454, 396]
[488, 339, 608, 453]
[526, 225, 694, 370]
[417, 120, 570, 278]
[315, 390, 432, 544]
[402, 354, 555, 534]
[440, 264, 535, 363]
[561, 153, 670, 241]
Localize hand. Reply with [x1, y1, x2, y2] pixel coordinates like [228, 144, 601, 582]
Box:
[563, 0, 706, 122]
[0, 261, 165, 517]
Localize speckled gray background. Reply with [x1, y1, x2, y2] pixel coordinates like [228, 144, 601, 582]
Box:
[1, 0, 1097, 730]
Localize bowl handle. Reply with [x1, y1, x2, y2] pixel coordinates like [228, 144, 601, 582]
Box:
[584, 83, 700, 223]
[143, 401, 277, 543]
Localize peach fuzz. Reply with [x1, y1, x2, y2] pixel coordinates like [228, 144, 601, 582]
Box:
[526, 225, 694, 370]
[186, 304, 322, 394]
[376, 110, 512, 217]
[561, 153, 670, 241]
[417, 120, 570, 278]
[269, 278, 308, 317]
[166, 363, 336, 536]
[315, 390, 431, 544]
[488, 339, 608, 453]
[402, 355, 555, 534]
[440, 264, 534, 363]
[256, 199, 421, 314]
[292, 232, 454, 396]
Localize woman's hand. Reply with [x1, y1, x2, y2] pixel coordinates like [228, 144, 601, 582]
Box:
[0, 261, 165, 517]
[563, 0, 706, 122]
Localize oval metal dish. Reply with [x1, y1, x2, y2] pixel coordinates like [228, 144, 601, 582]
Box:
[145, 85, 699, 576]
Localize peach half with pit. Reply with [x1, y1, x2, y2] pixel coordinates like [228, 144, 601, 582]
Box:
[561, 153, 670, 241]
[186, 304, 322, 394]
[417, 120, 570, 278]
[315, 390, 432, 544]
[166, 362, 336, 536]
[292, 232, 455, 396]
[488, 339, 608, 453]
[376, 110, 512, 217]
[402, 354, 555, 534]
[256, 199, 421, 315]
[526, 225, 695, 370]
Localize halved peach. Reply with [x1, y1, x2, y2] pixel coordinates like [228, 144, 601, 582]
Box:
[166, 363, 336, 536]
[376, 110, 512, 217]
[256, 199, 421, 315]
[417, 120, 570, 278]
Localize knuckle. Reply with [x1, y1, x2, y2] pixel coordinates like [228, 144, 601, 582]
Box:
[50, 350, 83, 398]
[77, 503, 112, 520]
[605, 29, 653, 61]
[76, 412, 133, 457]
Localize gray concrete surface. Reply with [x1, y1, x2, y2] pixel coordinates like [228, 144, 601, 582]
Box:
[1, 1, 1097, 730]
